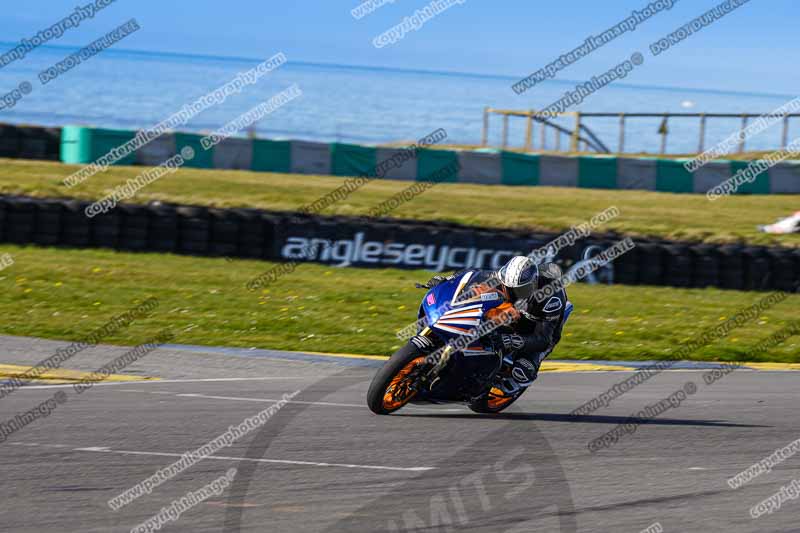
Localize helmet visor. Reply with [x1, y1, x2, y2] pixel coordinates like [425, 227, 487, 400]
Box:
[510, 282, 534, 302]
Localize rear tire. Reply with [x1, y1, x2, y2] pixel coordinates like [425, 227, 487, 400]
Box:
[367, 344, 428, 415]
[468, 387, 524, 414]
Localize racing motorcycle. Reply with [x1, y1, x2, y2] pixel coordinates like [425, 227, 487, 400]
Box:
[367, 270, 529, 415]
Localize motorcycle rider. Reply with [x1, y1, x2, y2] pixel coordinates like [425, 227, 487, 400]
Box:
[410, 256, 571, 390]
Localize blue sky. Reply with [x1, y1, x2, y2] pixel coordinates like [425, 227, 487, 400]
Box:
[2, 0, 796, 94]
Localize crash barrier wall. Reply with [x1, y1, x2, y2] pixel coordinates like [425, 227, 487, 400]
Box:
[1, 195, 798, 292]
[0, 124, 60, 161]
[59, 126, 800, 194]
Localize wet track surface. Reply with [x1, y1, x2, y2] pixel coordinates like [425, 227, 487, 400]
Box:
[0, 335, 798, 532]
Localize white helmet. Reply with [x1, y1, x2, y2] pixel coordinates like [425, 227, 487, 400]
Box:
[497, 256, 539, 302]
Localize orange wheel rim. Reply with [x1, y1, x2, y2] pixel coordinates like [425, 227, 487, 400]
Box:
[486, 387, 515, 409]
[382, 357, 425, 410]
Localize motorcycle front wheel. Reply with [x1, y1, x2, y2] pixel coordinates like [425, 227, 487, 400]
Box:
[367, 343, 428, 415]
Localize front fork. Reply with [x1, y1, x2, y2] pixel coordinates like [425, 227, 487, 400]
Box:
[415, 328, 521, 398]
[410, 327, 451, 393]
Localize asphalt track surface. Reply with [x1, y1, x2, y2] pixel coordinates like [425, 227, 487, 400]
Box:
[1, 335, 799, 532]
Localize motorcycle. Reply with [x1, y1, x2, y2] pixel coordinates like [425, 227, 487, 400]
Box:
[367, 270, 530, 415]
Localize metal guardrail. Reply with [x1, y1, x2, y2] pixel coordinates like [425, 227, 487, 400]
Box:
[481, 108, 800, 155]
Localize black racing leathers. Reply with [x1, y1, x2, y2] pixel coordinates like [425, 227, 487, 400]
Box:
[512, 274, 568, 360]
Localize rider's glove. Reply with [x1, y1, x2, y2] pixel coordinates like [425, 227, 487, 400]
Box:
[410, 334, 435, 353]
[416, 272, 464, 289]
[425, 275, 449, 288]
[499, 333, 525, 352]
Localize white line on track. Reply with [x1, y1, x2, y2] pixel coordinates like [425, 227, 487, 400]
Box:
[170, 392, 464, 412]
[6, 369, 734, 393]
[176, 392, 366, 408]
[8, 376, 363, 391]
[70, 446, 435, 472]
[6, 379, 464, 412]
[9, 442, 73, 449]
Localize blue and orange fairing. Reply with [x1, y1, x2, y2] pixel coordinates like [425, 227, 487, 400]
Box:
[418, 271, 518, 356]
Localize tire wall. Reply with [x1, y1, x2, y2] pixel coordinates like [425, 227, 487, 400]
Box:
[0, 195, 797, 292]
[0, 124, 60, 160]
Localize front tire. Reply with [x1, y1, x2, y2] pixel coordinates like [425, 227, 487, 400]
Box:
[367, 344, 428, 415]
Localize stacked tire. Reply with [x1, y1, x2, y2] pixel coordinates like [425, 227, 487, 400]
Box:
[209, 208, 239, 257]
[690, 245, 720, 289]
[613, 242, 639, 285]
[0, 194, 796, 294]
[118, 204, 150, 251]
[148, 204, 178, 253]
[717, 245, 745, 291]
[261, 213, 283, 260]
[177, 206, 209, 255]
[742, 247, 772, 291]
[0, 196, 7, 242]
[18, 127, 60, 160]
[663, 244, 692, 288]
[34, 199, 62, 246]
[0, 125, 60, 160]
[767, 248, 799, 292]
[0, 125, 22, 159]
[61, 199, 91, 247]
[5, 196, 37, 244]
[91, 207, 122, 249]
[234, 209, 266, 259]
[636, 242, 665, 287]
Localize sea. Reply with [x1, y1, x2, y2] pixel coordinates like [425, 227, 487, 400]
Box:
[0, 44, 797, 155]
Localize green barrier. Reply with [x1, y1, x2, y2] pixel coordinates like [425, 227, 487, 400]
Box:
[54, 126, 785, 194]
[731, 160, 771, 195]
[331, 143, 377, 177]
[417, 148, 459, 182]
[578, 156, 618, 189]
[60, 125, 136, 165]
[251, 139, 291, 173]
[175, 133, 214, 169]
[501, 152, 540, 186]
[656, 159, 694, 193]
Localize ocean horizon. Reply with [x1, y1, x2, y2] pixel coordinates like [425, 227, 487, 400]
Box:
[0, 44, 796, 154]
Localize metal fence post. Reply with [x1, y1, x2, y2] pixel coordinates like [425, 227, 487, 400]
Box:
[698, 113, 706, 153]
[782, 116, 789, 149]
[525, 111, 533, 151]
[738, 114, 748, 153]
[501, 113, 509, 149]
[618, 113, 625, 153]
[659, 114, 668, 154]
[540, 121, 546, 150]
[571, 112, 581, 152]
[482, 107, 489, 147]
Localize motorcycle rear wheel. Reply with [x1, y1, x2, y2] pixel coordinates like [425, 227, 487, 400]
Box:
[367, 344, 428, 415]
[468, 386, 524, 414]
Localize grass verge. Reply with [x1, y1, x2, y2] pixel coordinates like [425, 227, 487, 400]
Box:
[0, 158, 798, 247]
[0, 244, 798, 362]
